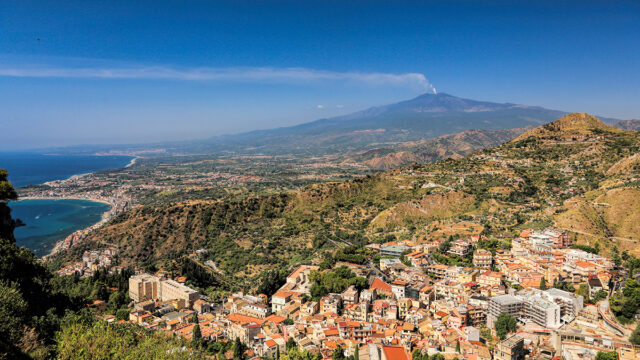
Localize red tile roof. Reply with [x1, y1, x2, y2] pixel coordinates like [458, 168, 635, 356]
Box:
[370, 278, 392, 292]
[382, 345, 410, 360]
[265, 339, 277, 348]
[226, 313, 264, 325]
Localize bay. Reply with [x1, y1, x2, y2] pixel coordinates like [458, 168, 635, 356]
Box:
[10, 199, 110, 257]
[0, 152, 133, 256]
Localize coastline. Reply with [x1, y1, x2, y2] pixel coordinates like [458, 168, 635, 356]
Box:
[15, 156, 138, 259]
[18, 197, 115, 259]
[18, 195, 113, 207]
[125, 157, 138, 168]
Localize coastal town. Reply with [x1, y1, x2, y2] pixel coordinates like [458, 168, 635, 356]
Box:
[75, 226, 636, 360]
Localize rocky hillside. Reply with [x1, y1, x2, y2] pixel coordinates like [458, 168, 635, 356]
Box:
[355, 127, 529, 169]
[613, 119, 640, 131]
[53, 113, 640, 287]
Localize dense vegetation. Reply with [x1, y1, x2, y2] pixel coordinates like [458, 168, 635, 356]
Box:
[56, 321, 205, 360]
[0, 170, 207, 359]
[309, 266, 367, 300]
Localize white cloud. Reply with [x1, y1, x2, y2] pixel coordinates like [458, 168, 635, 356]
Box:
[336, 104, 344, 108]
[317, 104, 325, 109]
[0, 63, 435, 92]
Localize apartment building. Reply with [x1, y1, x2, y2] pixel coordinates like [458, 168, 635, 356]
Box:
[160, 279, 201, 307]
[129, 274, 200, 306]
[129, 274, 161, 302]
[380, 244, 409, 257]
[271, 291, 292, 313]
[448, 239, 472, 257]
[494, 335, 525, 360]
[488, 295, 524, 322]
[473, 249, 493, 268]
[488, 288, 583, 329]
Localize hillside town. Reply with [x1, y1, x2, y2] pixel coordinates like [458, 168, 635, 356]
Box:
[102, 227, 637, 360]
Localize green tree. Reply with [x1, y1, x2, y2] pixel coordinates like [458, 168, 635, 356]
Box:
[115, 308, 130, 321]
[494, 312, 517, 340]
[539, 276, 548, 290]
[192, 324, 202, 349]
[332, 345, 345, 360]
[233, 337, 245, 360]
[577, 283, 590, 303]
[592, 290, 607, 303]
[480, 326, 493, 342]
[630, 323, 640, 345]
[612, 246, 622, 266]
[0, 281, 28, 354]
[287, 336, 297, 351]
[455, 339, 461, 353]
[412, 349, 424, 360]
[0, 170, 17, 204]
[595, 351, 618, 360]
[190, 313, 199, 323]
[431, 354, 445, 360]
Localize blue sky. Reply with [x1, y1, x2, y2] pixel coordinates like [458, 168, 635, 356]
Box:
[1, 0, 639, 150]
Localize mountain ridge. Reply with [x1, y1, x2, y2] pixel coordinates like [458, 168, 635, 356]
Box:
[514, 112, 621, 141]
[192, 92, 571, 155]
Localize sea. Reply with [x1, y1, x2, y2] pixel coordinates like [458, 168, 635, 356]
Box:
[0, 153, 134, 257]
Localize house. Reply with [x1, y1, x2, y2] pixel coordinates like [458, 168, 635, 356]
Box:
[448, 239, 472, 257]
[359, 343, 411, 360]
[320, 294, 343, 314]
[286, 265, 319, 286]
[391, 280, 407, 299]
[493, 335, 524, 360]
[342, 285, 359, 304]
[473, 249, 493, 268]
[193, 299, 211, 314]
[370, 278, 393, 297]
[301, 301, 318, 316]
[271, 291, 293, 313]
[380, 258, 402, 271]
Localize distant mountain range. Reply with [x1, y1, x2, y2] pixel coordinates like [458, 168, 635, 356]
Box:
[612, 119, 640, 131]
[52, 92, 627, 156]
[187, 92, 621, 155]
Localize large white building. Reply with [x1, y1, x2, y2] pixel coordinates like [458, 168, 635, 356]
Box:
[129, 274, 200, 306]
[487, 288, 583, 329]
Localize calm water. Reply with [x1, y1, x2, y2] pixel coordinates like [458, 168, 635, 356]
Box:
[0, 152, 133, 188]
[10, 199, 111, 257]
[0, 153, 133, 256]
